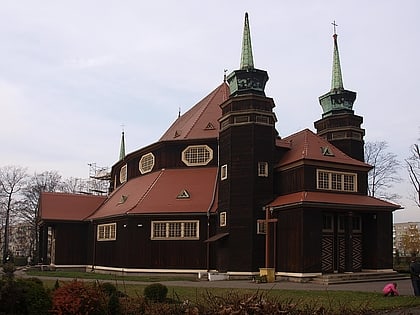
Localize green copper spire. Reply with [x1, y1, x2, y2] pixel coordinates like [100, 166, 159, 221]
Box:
[331, 33, 344, 91]
[119, 131, 125, 161]
[240, 12, 254, 70]
[227, 13, 268, 96]
[319, 23, 356, 117]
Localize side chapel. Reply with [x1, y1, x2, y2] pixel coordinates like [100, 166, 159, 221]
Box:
[38, 13, 400, 279]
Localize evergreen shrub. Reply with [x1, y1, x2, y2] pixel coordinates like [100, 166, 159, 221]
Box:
[143, 283, 168, 302]
[0, 277, 51, 315]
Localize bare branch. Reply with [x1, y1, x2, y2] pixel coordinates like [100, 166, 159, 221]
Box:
[364, 141, 401, 201]
[406, 143, 420, 207]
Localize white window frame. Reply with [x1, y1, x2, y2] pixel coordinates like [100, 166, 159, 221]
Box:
[139, 152, 155, 174]
[316, 169, 357, 192]
[97, 223, 117, 241]
[221, 164, 228, 180]
[119, 164, 127, 183]
[151, 220, 199, 240]
[258, 162, 268, 177]
[220, 212, 227, 227]
[181, 145, 213, 166]
[257, 220, 267, 234]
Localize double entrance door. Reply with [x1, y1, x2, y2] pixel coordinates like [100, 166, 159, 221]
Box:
[321, 213, 362, 273]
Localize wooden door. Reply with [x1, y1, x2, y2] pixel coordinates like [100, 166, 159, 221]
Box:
[321, 213, 362, 273]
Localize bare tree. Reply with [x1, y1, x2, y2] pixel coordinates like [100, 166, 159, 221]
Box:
[406, 141, 420, 207]
[364, 141, 401, 201]
[61, 177, 86, 193]
[0, 166, 28, 263]
[20, 171, 64, 261]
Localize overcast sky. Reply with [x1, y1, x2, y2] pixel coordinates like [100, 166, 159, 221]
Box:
[0, 1, 418, 222]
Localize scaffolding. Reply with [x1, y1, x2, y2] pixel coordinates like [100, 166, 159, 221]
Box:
[75, 163, 110, 196]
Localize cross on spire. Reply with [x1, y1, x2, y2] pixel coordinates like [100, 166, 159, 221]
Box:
[332, 20, 338, 35]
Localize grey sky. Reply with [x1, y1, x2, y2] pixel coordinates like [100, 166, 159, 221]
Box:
[0, 1, 418, 222]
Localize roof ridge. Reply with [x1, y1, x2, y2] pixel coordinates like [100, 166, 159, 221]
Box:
[126, 169, 165, 214]
[183, 83, 227, 139]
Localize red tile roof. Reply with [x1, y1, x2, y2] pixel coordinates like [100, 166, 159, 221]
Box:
[87, 167, 218, 219]
[277, 129, 370, 168]
[39, 192, 106, 221]
[159, 82, 229, 141]
[267, 191, 401, 211]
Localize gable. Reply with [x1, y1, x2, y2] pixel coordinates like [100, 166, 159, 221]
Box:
[277, 129, 370, 169]
[159, 83, 229, 141]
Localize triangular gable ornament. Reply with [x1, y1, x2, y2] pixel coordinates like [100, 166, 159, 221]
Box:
[177, 189, 190, 199]
[204, 122, 215, 130]
[321, 146, 334, 156]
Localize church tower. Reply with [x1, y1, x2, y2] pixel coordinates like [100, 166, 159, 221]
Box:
[314, 25, 365, 161]
[216, 13, 277, 272]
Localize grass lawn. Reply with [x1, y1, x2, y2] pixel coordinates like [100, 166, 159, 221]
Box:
[27, 270, 420, 313]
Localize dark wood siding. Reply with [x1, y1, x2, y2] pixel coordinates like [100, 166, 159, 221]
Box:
[362, 211, 393, 269]
[302, 209, 322, 272]
[278, 167, 305, 194]
[54, 223, 89, 265]
[93, 215, 208, 269]
[276, 209, 303, 272]
[218, 123, 275, 272]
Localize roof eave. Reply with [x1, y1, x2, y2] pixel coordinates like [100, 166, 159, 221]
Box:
[271, 200, 401, 212]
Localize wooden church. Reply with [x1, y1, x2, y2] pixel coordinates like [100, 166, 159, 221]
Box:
[38, 13, 400, 279]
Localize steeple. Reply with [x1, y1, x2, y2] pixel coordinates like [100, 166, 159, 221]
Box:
[319, 23, 356, 117]
[331, 33, 344, 91]
[119, 131, 126, 161]
[240, 12, 254, 70]
[226, 12, 268, 96]
[315, 22, 365, 162]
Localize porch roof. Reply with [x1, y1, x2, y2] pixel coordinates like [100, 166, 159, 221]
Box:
[38, 192, 106, 222]
[267, 191, 401, 212]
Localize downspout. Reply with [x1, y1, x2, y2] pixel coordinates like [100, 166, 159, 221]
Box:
[206, 139, 220, 271]
[91, 220, 96, 271]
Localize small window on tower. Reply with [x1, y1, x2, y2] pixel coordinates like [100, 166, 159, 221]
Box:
[119, 165, 127, 184]
[257, 220, 267, 234]
[257, 162, 268, 177]
[220, 212, 227, 227]
[221, 164, 228, 180]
